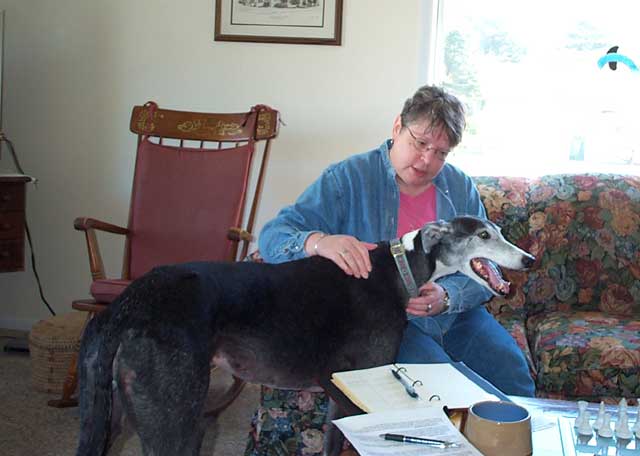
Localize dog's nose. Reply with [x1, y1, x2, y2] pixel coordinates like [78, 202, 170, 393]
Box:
[522, 254, 535, 269]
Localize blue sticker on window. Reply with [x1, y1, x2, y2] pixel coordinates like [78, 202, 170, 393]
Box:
[597, 46, 638, 71]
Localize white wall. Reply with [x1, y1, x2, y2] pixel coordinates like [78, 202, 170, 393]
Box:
[0, 0, 427, 329]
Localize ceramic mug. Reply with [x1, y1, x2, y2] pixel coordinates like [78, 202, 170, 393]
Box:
[463, 400, 532, 456]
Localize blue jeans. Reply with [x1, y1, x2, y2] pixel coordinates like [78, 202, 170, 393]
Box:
[396, 306, 535, 397]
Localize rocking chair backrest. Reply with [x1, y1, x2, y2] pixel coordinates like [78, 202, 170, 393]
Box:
[124, 102, 279, 280]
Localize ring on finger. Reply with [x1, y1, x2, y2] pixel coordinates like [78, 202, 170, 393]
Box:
[427, 303, 433, 311]
[340, 249, 349, 255]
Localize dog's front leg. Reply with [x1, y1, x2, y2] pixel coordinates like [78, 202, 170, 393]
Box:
[323, 398, 346, 456]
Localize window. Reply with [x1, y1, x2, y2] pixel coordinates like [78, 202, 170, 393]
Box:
[428, 0, 640, 176]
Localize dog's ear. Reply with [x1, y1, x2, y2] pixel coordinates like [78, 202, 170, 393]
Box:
[420, 220, 452, 254]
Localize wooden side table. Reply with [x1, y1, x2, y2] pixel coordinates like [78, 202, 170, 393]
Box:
[0, 174, 32, 272]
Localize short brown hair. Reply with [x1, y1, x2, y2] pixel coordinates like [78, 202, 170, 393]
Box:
[400, 85, 466, 147]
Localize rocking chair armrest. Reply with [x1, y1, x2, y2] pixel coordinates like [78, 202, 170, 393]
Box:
[227, 227, 254, 243]
[74, 217, 129, 281]
[74, 217, 129, 235]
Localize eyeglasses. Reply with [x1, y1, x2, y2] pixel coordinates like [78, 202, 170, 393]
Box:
[405, 127, 451, 161]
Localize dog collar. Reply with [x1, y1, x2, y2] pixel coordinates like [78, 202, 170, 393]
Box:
[390, 238, 419, 298]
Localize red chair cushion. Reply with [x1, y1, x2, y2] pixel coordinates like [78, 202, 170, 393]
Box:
[90, 279, 131, 304]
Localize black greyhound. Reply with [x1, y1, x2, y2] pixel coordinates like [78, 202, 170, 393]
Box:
[76, 215, 534, 456]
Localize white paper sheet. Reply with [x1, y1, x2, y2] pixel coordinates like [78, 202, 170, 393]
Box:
[333, 407, 483, 456]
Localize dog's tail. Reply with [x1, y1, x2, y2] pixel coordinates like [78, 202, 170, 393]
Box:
[75, 308, 122, 456]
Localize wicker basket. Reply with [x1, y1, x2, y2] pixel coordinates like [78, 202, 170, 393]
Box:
[28, 311, 87, 394]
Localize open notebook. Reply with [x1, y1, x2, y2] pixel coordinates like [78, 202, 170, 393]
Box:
[331, 363, 500, 413]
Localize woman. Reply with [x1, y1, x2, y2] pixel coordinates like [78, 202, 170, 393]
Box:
[246, 85, 534, 455]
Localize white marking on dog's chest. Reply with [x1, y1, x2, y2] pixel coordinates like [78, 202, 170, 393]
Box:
[401, 230, 420, 251]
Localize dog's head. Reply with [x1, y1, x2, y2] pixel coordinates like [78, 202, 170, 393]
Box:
[418, 216, 535, 296]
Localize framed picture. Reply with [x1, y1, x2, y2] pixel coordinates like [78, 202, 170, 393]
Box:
[215, 0, 343, 46]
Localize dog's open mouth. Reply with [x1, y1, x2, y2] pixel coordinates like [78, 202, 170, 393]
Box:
[471, 258, 510, 295]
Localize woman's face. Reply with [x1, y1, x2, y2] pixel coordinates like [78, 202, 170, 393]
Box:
[390, 115, 452, 195]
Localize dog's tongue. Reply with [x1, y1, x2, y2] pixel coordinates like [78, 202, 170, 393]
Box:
[472, 258, 511, 295]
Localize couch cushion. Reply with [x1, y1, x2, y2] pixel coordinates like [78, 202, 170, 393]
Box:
[245, 386, 329, 455]
[524, 174, 640, 317]
[529, 310, 640, 400]
[476, 174, 640, 319]
[90, 279, 131, 304]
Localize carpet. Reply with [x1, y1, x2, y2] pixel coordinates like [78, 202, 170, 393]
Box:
[0, 331, 260, 456]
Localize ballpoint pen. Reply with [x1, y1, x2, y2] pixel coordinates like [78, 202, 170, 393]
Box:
[391, 367, 420, 398]
[380, 433, 461, 449]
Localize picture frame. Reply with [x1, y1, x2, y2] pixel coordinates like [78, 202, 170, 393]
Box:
[215, 0, 343, 46]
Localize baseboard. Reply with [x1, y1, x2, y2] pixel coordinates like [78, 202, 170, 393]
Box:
[0, 317, 38, 332]
[3, 337, 30, 353]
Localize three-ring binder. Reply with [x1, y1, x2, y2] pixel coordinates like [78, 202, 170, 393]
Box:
[391, 364, 441, 401]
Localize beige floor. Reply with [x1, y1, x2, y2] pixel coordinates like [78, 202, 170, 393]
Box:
[0, 329, 261, 456]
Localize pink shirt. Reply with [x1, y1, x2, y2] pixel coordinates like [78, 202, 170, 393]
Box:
[397, 185, 437, 238]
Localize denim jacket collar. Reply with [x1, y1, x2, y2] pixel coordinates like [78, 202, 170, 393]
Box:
[380, 139, 397, 181]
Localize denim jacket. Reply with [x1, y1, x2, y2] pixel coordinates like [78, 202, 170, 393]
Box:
[258, 139, 493, 314]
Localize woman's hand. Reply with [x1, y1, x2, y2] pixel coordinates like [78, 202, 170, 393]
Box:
[306, 233, 377, 279]
[406, 282, 448, 316]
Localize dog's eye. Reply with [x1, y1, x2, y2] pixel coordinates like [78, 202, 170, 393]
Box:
[478, 231, 490, 240]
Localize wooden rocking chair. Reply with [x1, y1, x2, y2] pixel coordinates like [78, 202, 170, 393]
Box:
[48, 102, 280, 415]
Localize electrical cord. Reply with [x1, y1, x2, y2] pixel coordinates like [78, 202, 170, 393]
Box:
[0, 133, 55, 316]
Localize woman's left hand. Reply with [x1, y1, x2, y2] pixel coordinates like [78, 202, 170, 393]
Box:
[406, 282, 447, 317]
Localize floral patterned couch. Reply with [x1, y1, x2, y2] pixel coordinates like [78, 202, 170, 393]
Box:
[475, 173, 640, 402]
[244, 173, 640, 455]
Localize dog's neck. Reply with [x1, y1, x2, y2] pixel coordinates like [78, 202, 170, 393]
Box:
[390, 230, 436, 299]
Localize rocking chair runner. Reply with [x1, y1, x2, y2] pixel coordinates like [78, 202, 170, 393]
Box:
[48, 102, 280, 410]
